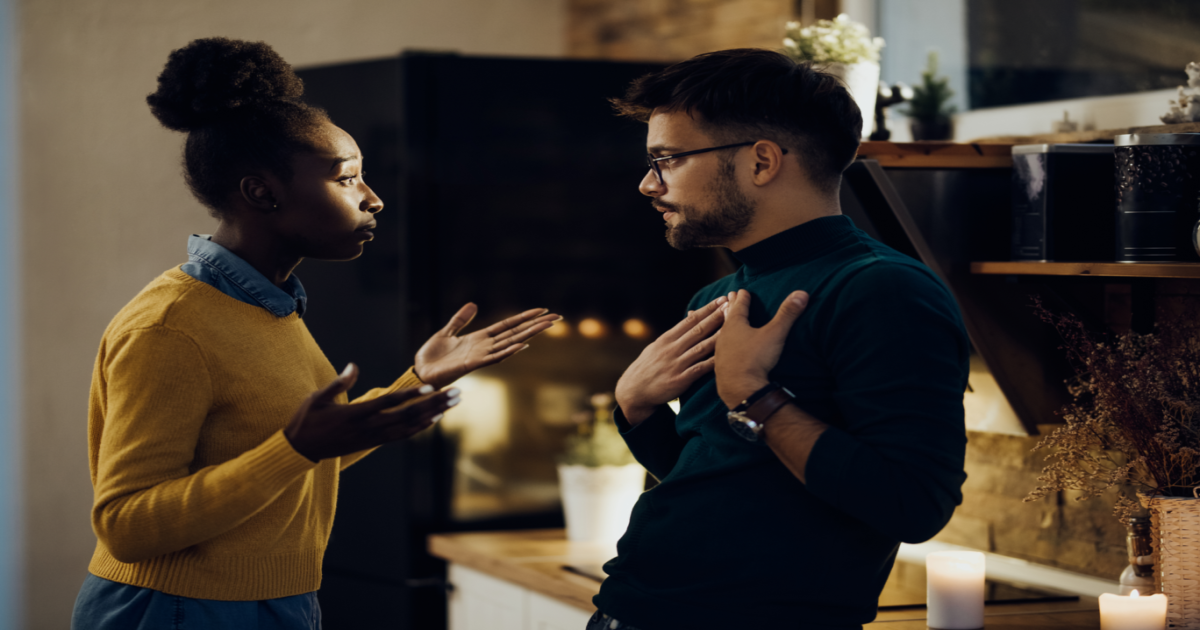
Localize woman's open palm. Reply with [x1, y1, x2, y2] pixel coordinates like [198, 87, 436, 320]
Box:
[415, 303, 560, 388]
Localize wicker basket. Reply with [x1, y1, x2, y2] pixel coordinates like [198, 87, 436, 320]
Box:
[1146, 493, 1200, 628]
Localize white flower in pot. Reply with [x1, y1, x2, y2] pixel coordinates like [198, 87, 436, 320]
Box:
[557, 393, 646, 557]
[783, 14, 885, 139]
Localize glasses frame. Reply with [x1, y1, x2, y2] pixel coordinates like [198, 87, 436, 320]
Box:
[645, 141, 788, 185]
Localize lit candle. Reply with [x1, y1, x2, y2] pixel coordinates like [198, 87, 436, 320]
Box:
[1099, 590, 1167, 630]
[926, 551, 985, 629]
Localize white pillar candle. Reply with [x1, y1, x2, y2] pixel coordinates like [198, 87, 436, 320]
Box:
[1099, 590, 1167, 630]
[926, 551, 986, 629]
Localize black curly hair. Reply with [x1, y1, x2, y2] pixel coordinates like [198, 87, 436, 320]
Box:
[611, 49, 861, 194]
[147, 37, 330, 217]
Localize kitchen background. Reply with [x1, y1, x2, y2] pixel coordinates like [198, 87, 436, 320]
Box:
[5, 0, 1200, 628]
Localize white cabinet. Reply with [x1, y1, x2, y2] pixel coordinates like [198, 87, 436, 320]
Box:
[448, 564, 594, 630]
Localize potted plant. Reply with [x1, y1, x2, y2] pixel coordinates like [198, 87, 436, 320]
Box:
[783, 14, 885, 139]
[906, 51, 956, 141]
[1025, 300, 1200, 623]
[557, 393, 646, 555]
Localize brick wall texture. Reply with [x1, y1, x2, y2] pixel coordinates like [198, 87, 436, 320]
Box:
[567, 0, 794, 61]
[937, 282, 1200, 581]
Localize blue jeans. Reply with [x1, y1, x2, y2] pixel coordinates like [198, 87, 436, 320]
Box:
[71, 574, 321, 630]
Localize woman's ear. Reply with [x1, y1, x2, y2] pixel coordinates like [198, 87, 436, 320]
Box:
[239, 175, 278, 212]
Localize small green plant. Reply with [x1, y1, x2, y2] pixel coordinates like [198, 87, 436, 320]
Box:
[558, 393, 638, 467]
[906, 51, 956, 123]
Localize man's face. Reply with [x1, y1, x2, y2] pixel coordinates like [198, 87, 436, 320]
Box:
[641, 109, 755, 250]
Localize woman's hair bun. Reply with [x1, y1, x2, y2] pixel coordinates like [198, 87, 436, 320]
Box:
[147, 37, 306, 132]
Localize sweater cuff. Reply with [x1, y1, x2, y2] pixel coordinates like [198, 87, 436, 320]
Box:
[349, 366, 424, 405]
[802, 424, 859, 499]
[614, 404, 674, 436]
[244, 430, 320, 493]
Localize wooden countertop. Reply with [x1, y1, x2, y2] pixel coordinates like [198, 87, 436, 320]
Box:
[429, 529, 1100, 628]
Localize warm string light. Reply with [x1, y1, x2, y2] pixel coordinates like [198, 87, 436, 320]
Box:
[544, 317, 653, 340]
[577, 318, 606, 339]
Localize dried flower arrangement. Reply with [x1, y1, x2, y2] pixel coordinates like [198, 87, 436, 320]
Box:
[1024, 299, 1200, 520]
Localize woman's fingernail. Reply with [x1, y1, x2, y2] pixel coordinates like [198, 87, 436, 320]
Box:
[419, 385, 434, 395]
[341, 364, 354, 378]
[431, 414, 444, 423]
[448, 388, 461, 397]
[447, 397, 461, 407]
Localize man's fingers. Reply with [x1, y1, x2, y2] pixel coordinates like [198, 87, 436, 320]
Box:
[442, 303, 479, 337]
[682, 355, 716, 378]
[722, 289, 753, 325]
[766, 291, 810, 334]
[676, 301, 726, 346]
[664, 296, 727, 342]
[680, 331, 718, 363]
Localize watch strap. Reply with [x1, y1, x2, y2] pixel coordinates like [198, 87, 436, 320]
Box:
[740, 386, 794, 426]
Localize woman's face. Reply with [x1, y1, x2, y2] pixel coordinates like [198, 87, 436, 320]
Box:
[271, 121, 383, 261]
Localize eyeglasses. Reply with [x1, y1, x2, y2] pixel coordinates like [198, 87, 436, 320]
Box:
[645, 142, 788, 185]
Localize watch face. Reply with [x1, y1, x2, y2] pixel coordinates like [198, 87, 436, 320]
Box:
[727, 413, 761, 442]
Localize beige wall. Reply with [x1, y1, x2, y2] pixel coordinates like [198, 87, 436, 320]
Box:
[16, 1, 564, 627]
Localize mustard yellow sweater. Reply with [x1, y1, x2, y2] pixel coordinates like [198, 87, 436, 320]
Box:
[86, 268, 422, 600]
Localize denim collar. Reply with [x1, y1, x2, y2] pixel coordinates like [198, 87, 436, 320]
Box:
[186, 234, 307, 318]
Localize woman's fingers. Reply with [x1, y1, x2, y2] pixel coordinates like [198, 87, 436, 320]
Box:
[491, 313, 560, 344]
[483, 307, 550, 336]
[354, 384, 436, 415]
[441, 303, 480, 337]
[374, 388, 461, 432]
[496, 320, 555, 347]
[311, 363, 359, 406]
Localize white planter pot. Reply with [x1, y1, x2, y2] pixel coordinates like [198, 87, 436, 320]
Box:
[557, 463, 646, 556]
[822, 61, 880, 139]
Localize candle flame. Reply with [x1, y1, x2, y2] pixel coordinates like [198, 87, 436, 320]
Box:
[1131, 589, 1140, 598]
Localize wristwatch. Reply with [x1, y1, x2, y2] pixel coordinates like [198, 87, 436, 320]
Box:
[726, 382, 795, 442]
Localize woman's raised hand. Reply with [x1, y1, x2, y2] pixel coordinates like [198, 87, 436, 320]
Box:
[414, 303, 561, 389]
[284, 363, 460, 462]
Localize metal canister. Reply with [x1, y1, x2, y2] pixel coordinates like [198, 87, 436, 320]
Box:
[1115, 133, 1200, 262]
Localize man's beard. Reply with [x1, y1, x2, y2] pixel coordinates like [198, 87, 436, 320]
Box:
[658, 160, 755, 250]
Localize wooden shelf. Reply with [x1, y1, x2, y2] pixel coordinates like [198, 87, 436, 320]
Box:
[857, 141, 1013, 169]
[972, 260, 1200, 279]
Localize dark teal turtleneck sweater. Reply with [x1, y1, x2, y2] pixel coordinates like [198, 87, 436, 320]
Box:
[595, 215, 970, 630]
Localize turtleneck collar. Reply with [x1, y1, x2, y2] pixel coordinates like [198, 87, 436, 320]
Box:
[730, 215, 857, 277]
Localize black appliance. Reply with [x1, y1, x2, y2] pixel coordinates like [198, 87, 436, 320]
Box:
[1010, 143, 1116, 261]
[1115, 133, 1200, 262]
[295, 53, 726, 629]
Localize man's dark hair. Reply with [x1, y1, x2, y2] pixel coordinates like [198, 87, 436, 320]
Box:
[147, 37, 330, 217]
[612, 48, 861, 193]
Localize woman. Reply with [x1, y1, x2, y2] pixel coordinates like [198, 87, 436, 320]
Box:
[71, 37, 558, 629]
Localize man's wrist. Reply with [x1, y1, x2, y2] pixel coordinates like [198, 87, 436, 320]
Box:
[720, 377, 771, 409]
[620, 403, 657, 426]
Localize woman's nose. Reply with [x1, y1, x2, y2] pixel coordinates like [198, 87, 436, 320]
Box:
[363, 185, 384, 213]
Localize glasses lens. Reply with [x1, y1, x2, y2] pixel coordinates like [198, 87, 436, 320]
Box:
[646, 155, 663, 184]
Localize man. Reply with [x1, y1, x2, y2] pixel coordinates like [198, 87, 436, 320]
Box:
[591, 49, 970, 630]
